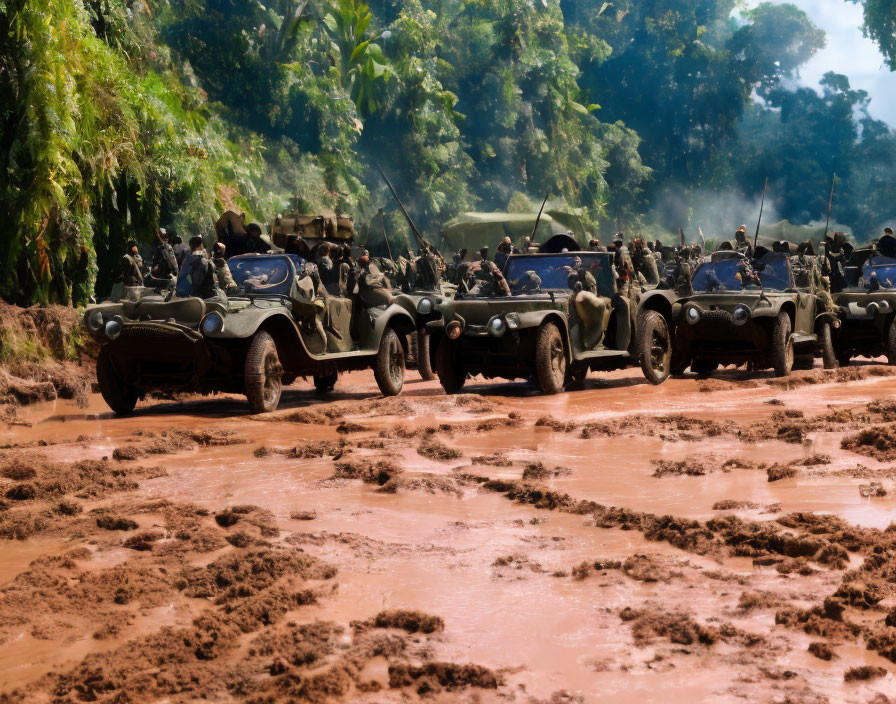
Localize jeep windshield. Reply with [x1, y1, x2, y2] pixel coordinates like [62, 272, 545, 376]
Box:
[505, 253, 615, 297]
[692, 253, 791, 292]
[229, 255, 296, 295]
[861, 255, 896, 290]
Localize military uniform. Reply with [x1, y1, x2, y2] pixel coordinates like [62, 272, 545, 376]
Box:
[512, 270, 542, 293]
[414, 246, 441, 291]
[121, 245, 144, 287]
[152, 238, 179, 280]
[176, 240, 216, 299]
[357, 258, 394, 308]
[469, 256, 510, 297]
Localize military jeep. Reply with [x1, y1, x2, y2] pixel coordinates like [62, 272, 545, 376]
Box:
[426, 251, 671, 394]
[669, 249, 838, 376]
[83, 252, 416, 415]
[831, 236, 896, 364]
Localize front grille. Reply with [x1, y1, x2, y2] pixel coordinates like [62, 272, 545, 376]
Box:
[700, 309, 733, 322]
[121, 323, 200, 343]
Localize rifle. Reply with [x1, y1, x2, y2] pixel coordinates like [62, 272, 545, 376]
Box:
[678, 227, 685, 248]
[375, 162, 427, 250]
[753, 177, 768, 250]
[697, 226, 706, 248]
[529, 192, 550, 244]
[823, 173, 836, 241]
[378, 208, 394, 262]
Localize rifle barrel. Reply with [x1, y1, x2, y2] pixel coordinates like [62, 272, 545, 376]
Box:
[754, 177, 768, 249]
[529, 192, 550, 244]
[823, 173, 836, 240]
[375, 162, 426, 248]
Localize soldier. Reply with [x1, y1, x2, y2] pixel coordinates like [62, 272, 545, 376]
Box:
[245, 223, 271, 254]
[496, 236, 513, 255]
[822, 231, 853, 292]
[469, 248, 510, 297]
[121, 240, 144, 287]
[414, 244, 441, 291]
[588, 237, 604, 252]
[151, 228, 179, 281]
[176, 235, 216, 299]
[512, 269, 542, 293]
[171, 235, 189, 267]
[316, 244, 342, 296]
[453, 250, 473, 289]
[356, 251, 394, 307]
[630, 237, 659, 285]
[522, 236, 537, 253]
[734, 226, 754, 257]
[566, 256, 598, 295]
[213, 242, 238, 294]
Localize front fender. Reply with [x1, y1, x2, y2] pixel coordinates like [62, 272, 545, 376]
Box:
[374, 305, 417, 340]
[205, 307, 298, 340]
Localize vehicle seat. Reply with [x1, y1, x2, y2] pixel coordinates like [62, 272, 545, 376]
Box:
[609, 297, 632, 351]
[572, 291, 611, 350]
[326, 296, 353, 353]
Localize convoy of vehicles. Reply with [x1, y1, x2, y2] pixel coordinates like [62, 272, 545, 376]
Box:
[85, 210, 890, 414]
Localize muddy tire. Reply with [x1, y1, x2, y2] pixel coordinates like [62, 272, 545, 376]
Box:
[373, 328, 404, 397]
[97, 348, 138, 416]
[820, 322, 838, 369]
[770, 311, 794, 377]
[436, 336, 466, 394]
[535, 322, 566, 395]
[886, 318, 896, 365]
[691, 359, 718, 378]
[415, 330, 435, 381]
[244, 331, 283, 413]
[638, 311, 671, 385]
[313, 372, 338, 394]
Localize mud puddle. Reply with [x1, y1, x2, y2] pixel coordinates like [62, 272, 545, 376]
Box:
[2, 365, 896, 702]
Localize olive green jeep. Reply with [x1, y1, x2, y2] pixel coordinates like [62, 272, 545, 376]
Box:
[425, 251, 672, 394]
[669, 249, 838, 376]
[83, 253, 416, 415]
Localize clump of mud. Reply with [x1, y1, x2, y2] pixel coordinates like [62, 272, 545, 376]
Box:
[417, 437, 462, 461]
[256, 439, 345, 459]
[619, 606, 718, 646]
[334, 458, 403, 485]
[844, 665, 888, 682]
[521, 462, 571, 481]
[471, 452, 513, 466]
[388, 662, 501, 694]
[571, 559, 622, 580]
[353, 610, 445, 635]
[621, 554, 676, 583]
[842, 424, 896, 461]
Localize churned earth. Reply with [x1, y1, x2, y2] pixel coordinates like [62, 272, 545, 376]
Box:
[1, 364, 896, 703]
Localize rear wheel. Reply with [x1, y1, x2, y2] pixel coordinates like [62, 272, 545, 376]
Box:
[886, 318, 896, 365]
[770, 312, 794, 377]
[415, 330, 435, 381]
[245, 331, 283, 413]
[373, 328, 404, 396]
[820, 322, 838, 369]
[436, 336, 466, 394]
[535, 322, 566, 395]
[638, 311, 672, 385]
[97, 349, 138, 416]
[313, 372, 337, 394]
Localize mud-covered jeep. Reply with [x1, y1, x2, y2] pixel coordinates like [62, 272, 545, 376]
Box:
[427, 251, 671, 394]
[670, 249, 838, 376]
[831, 237, 896, 364]
[83, 253, 416, 415]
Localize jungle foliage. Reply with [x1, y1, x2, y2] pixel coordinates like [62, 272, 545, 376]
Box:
[1, 0, 895, 305]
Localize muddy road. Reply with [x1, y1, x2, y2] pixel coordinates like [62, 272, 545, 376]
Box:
[1, 365, 896, 703]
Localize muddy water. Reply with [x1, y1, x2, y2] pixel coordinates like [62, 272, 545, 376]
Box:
[2, 366, 896, 701]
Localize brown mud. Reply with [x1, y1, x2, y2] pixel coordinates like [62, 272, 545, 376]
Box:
[2, 366, 896, 702]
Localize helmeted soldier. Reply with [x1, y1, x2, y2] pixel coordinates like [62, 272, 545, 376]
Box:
[172, 235, 189, 266]
[566, 256, 597, 295]
[522, 236, 537, 253]
[496, 236, 513, 255]
[822, 231, 853, 292]
[245, 223, 271, 254]
[121, 240, 144, 287]
[470, 249, 510, 297]
[356, 251, 394, 307]
[316, 244, 342, 296]
[151, 228, 179, 280]
[588, 237, 604, 252]
[176, 235, 216, 299]
[734, 226, 754, 257]
[512, 269, 542, 293]
[630, 237, 659, 285]
[213, 242, 238, 294]
[414, 244, 441, 291]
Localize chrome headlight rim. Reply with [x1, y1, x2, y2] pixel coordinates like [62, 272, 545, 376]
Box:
[416, 297, 434, 315]
[86, 309, 105, 333]
[446, 320, 463, 340]
[879, 299, 891, 314]
[201, 311, 225, 336]
[104, 316, 122, 340]
[867, 302, 881, 317]
[684, 305, 702, 325]
[505, 313, 521, 330]
[487, 315, 507, 337]
[732, 304, 751, 326]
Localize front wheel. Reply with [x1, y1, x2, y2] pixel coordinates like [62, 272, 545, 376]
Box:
[436, 336, 466, 394]
[373, 328, 405, 396]
[535, 322, 566, 395]
[97, 349, 138, 416]
[638, 311, 672, 385]
[770, 312, 794, 377]
[245, 331, 283, 413]
[820, 322, 838, 370]
[415, 330, 436, 381]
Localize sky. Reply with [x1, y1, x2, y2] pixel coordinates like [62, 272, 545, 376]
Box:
[742, 0, 896, 124]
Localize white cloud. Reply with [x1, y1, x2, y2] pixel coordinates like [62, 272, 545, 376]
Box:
[740, 0, 896, 124]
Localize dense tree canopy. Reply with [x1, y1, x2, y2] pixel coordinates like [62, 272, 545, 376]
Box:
[1, 0, 894, 305]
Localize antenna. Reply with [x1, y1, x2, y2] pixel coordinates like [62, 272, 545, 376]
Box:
[375, 162, 426, 248]
[823, 173, 836, 241]
[379, 208, 394, 261]
[753, 177, 768, 250]
[529, 192, 550, 243]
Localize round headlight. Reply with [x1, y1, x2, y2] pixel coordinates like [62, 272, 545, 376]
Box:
[505, 313, 521, 330]
[488, 316, 507, 337]
[417, 298, 433, 315]
[868, 302, 880, 317]
[685, 306, 701, 325]
[86, 309, 104, 332]
[104, 319, 122, 340]
[446, 320, 463, 340]
[880, 300, 891, 313]
[201, 312, 225, 336]
[732, 304, 751, 326]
